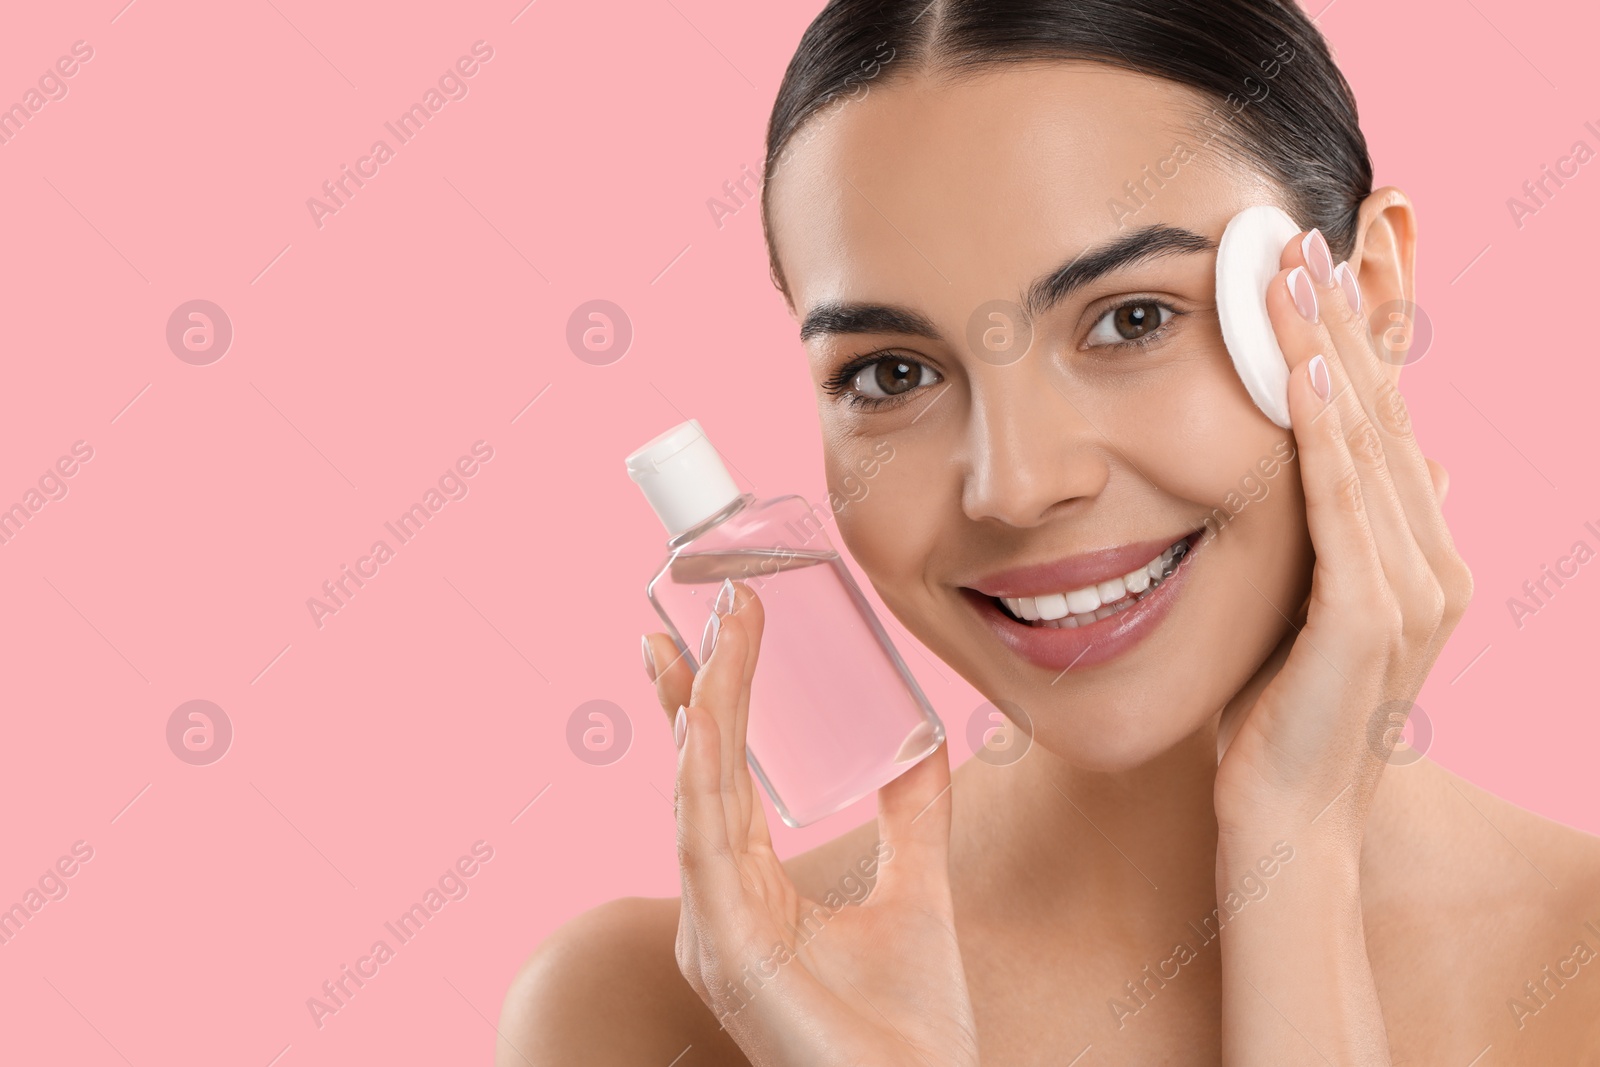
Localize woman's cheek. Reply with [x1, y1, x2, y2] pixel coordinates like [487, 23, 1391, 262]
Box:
[827, 442, 938, 603]
[1236, 451, 1312, 602]
[1098, 348, 1287, 512]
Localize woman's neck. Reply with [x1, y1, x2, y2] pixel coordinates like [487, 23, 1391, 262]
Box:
[945, 723, 1226, 933]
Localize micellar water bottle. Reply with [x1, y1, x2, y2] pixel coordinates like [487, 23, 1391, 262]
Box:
[625, 418, 944, 827]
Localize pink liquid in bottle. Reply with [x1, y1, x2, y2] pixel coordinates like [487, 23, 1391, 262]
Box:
[626, 419, 943, 827]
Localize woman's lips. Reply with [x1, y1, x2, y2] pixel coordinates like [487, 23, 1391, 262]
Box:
[960, 530, 1204, 672]
[966, 533, 1192, 598]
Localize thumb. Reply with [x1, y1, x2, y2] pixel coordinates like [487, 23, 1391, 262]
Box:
[870, 737, 954, 907]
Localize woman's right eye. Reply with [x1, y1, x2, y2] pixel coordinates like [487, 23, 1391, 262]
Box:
[821, 354, 942, 408]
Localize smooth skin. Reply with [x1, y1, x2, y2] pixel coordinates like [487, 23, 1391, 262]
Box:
[501, 63, 1600, 1065]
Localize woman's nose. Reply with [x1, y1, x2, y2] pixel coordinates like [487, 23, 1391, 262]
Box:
[959, 368, 1110, 528]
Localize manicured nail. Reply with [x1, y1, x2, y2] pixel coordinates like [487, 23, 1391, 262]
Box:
[641, 634, 657, 683]
[1288, 266, 1319, 323]
[1309, 354, 1331, 402]
[1334, 261, 1362, 315]
[1301, 229, 1334, 287]
[674, 705, 687, 748]
[714, 578, 736, 615]
[699, 611, 720, 663]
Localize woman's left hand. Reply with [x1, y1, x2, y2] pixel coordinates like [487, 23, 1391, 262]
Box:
[1209, 224, 1474, 1064]
[1213, 225, 1473, 845]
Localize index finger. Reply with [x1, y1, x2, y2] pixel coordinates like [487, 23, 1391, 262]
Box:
[1280, 231, 1450, 558]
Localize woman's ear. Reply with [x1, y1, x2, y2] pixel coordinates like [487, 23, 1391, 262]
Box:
[1347, 186, 1419, 385]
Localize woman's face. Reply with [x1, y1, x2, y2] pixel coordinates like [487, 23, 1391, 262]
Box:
[767, 62, 1316, 770]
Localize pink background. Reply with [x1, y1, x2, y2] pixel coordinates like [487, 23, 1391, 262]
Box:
[0, 0, 1595, 1062]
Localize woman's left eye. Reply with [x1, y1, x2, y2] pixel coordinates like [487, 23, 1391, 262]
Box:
[1084, 299, 1178, 349]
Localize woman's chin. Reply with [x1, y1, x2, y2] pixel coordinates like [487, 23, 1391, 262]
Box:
[1007, 704, 1222, 775]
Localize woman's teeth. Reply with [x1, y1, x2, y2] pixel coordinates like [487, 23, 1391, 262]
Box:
[998, 538, 1192, 628]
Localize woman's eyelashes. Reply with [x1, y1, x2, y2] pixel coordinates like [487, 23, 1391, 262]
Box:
[1083, 298, 1182, 351]
[820, 352, 943, 409]
[819, 298, 1184, 409]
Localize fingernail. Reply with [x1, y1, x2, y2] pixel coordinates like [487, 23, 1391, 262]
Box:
[1309, 354, 1331, 402]
[641, 634, 657, 683]
[1288, 266, 1319, 323]
[1334, 261, 1362, 315]
[1301, 229, 1334, 287]
[674, 705, 687, 748]
[699, 611, 720, 663]
[714, 578, 736, 615]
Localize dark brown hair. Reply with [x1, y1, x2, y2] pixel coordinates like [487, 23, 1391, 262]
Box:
[760, 0, 1373, 301]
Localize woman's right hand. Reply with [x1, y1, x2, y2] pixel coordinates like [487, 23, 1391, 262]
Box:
[642, 578, 980, 1067]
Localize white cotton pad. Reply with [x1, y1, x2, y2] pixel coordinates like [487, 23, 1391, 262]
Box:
[1215, 204, 1303, 429]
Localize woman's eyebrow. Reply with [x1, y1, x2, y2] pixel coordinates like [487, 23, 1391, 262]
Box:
[797, 224, 1215, 343]
[1026, 224, 1216, 318]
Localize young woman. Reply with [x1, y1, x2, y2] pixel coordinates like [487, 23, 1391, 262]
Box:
[502, 1, 1600, 1062]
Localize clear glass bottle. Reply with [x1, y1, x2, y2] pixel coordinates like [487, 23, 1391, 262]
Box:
[625, 419, 944, 827]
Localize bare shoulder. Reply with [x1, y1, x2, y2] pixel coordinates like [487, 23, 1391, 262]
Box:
[495, 894, 742, 1066]
[496, 819, 881, 1067]
[1447, 769, 1600, 1063]
[1366, 759, 1600, 1063]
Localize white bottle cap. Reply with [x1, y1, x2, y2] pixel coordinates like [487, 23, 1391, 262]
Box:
[624, 419, 742, 538]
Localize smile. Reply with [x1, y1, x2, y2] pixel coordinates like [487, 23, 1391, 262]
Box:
[996, 535, 1192, 628]
[961, 529, 1205, 672]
